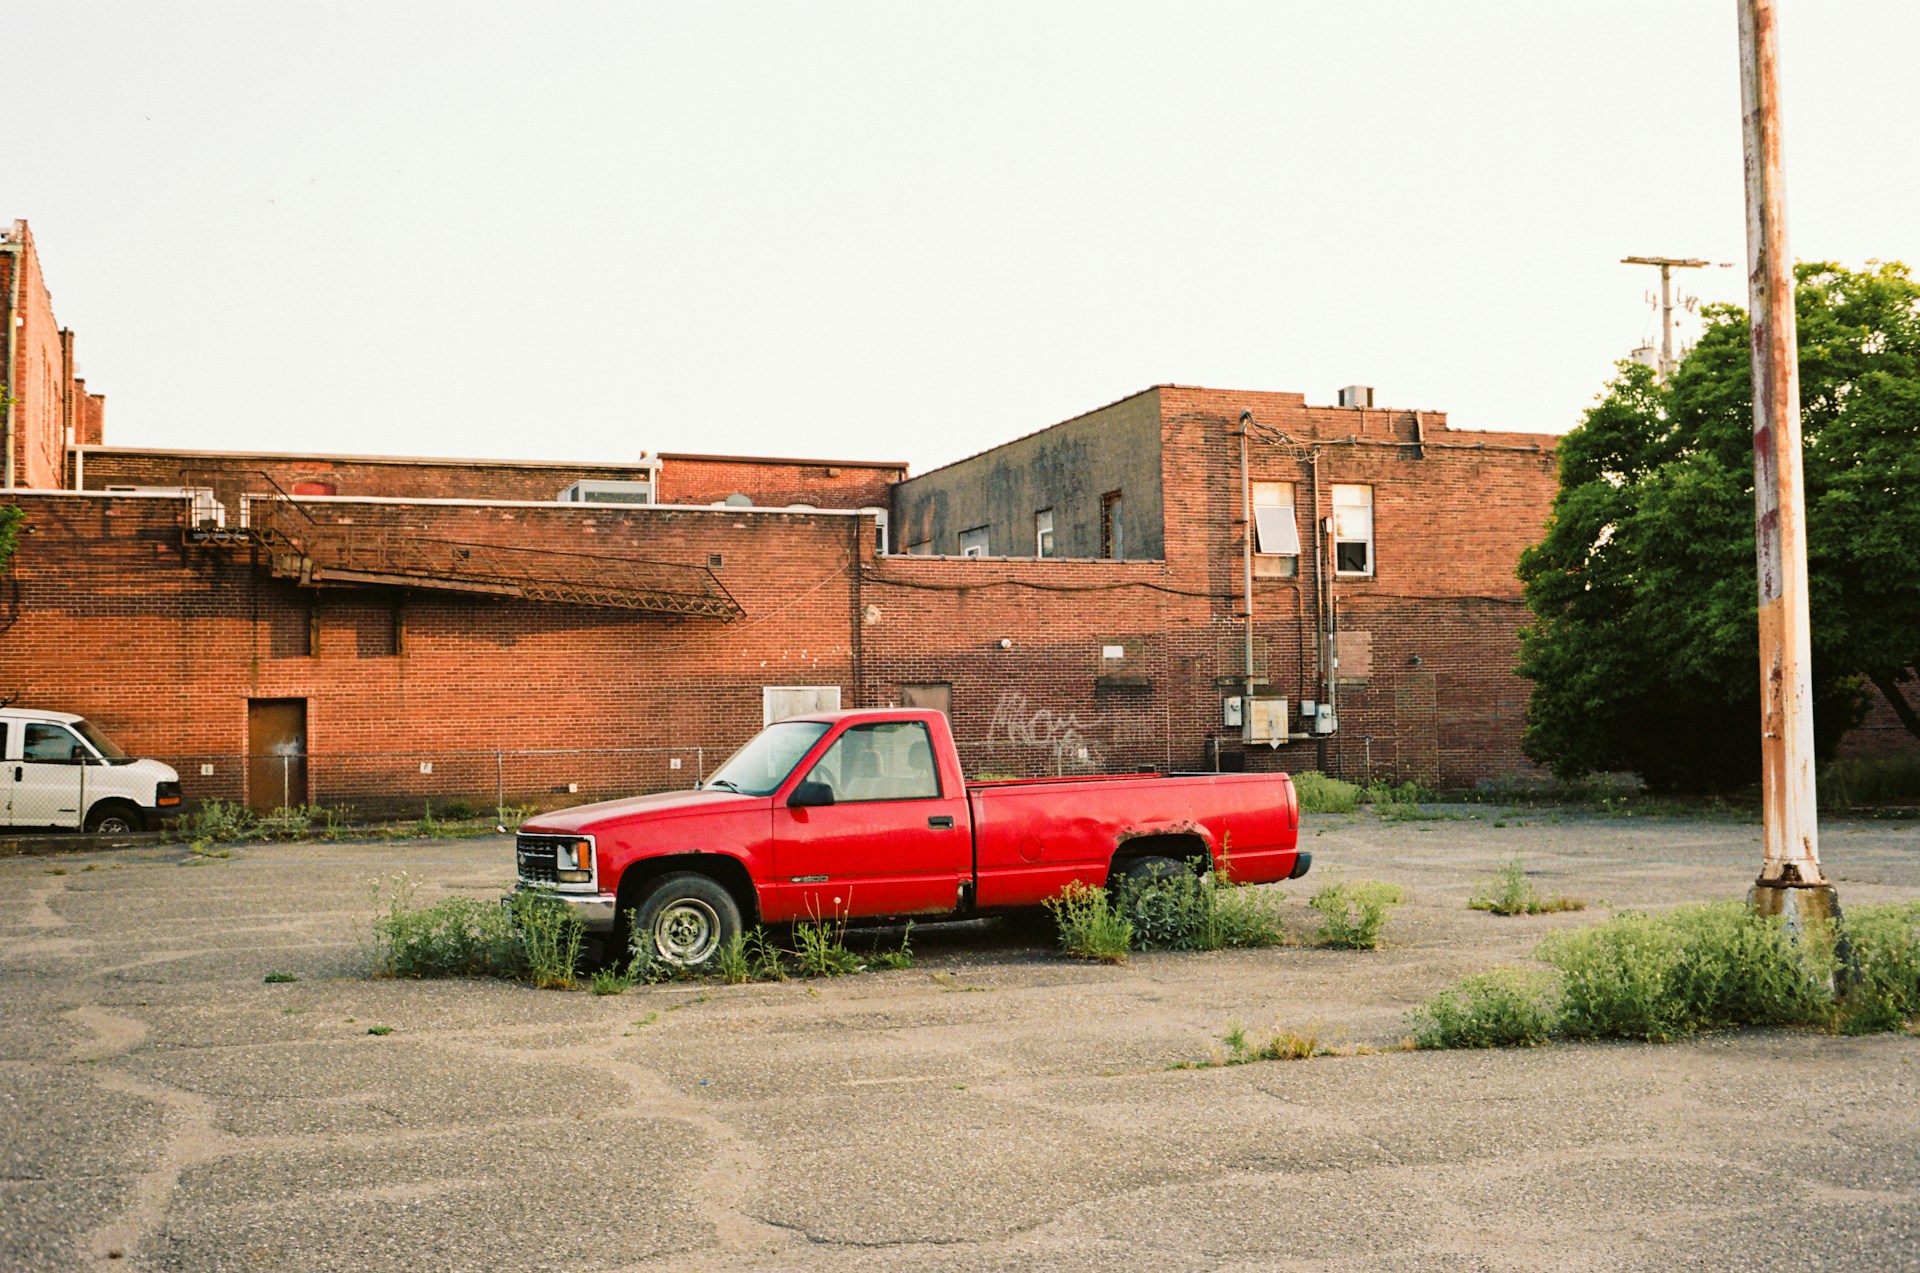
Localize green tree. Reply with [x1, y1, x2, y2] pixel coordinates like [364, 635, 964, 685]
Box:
[1518, 261, 1920, 789]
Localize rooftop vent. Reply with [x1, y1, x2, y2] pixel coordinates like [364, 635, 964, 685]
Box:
[1337, 385, 1375, 409]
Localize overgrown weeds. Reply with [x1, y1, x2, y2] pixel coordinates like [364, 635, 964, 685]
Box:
[1046, 882, 1135, 963]
[793, 915, 864, 977]
[1363, 780, 1437, 819]
[1118, 864, 1290, 952]
[367, 873, 584, 987]
[1469, 856, 1586, 916]
[1292, 771, 1359, 814]
[1409, 969, 1559, 1049]
[1308, 880, 1406, 949]
[1820, 755, 1920, 808]
[1411, 899, 1920, 1048]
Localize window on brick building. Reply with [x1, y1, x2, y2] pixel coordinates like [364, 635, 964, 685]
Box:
[1100, 491, 1124, 560]
[1035, 509, 1054, 558]
[1251, 481, 1299, 578]
[1332, 484, 1374, 577]
[957, 526, 989, 558]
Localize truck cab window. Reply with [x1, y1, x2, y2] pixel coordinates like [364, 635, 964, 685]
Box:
[23, 723, 85, 763]
[805, 722, 941, 802]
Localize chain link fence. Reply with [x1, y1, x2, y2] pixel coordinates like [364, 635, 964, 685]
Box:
[147, 747, 709, 822]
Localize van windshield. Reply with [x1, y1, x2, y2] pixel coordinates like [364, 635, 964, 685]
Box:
[73, 719, 132, 763]
[704, 721, 831, 797]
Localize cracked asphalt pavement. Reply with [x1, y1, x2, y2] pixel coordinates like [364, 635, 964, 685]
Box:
[2, 813, 1918, 1271]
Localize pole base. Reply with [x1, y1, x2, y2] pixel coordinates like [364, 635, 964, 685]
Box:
[1748, 879, 1840, 927]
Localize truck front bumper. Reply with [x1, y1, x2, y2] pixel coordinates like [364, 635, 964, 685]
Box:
[514, 886, 618, 934]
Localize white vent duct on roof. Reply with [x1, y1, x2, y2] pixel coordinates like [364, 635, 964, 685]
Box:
[1337, 385, 1375, 408]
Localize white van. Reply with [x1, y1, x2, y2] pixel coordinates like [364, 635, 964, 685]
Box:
[0, 708, 182, 833]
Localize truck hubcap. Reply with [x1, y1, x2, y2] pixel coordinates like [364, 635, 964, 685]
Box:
[652, 899, 720, 965]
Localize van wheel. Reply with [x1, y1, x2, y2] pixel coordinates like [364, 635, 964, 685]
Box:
[630, 873, 741, 968]
[85, 802, 142, 835]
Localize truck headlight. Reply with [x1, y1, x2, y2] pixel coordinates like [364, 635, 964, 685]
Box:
[556, 839, 595, 884]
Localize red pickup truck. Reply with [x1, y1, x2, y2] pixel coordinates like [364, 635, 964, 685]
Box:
[515, 708, 1307, 965]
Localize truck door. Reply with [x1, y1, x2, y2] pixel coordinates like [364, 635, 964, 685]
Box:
[0, 722, 10, 826]
[769, 720, 970, 922]
[14, 721, 88, 829]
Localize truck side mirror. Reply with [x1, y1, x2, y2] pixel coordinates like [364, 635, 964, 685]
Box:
[788, 780, 836, 809]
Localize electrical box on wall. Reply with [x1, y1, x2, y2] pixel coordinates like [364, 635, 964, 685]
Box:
[1223, 697, 1244, 728]
[1313, 703, 1337, 735]
[1243, 697, 1288, 746]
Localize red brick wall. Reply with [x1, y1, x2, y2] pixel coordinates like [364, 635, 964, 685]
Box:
[660, 454, 903, 509]
[0, 493, 872, 810]
[1153, 386, 1561, 787]
[1, 221, 94, 490]
[78, 449, 903, 512]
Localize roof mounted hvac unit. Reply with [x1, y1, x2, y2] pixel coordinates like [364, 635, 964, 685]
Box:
[1337, 385, 1375, 408]
[558, 479, 654, 505]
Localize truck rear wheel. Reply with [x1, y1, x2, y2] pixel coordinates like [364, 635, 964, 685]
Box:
[629, 872, 741, 968]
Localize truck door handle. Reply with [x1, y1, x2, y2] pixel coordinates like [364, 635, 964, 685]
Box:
[11, 766, 18, 782]
[928, 815, 955, 829]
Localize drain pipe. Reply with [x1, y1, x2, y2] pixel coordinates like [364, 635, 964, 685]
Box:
[1238, 411, 1257, 707]
[2, 234, 19, 490]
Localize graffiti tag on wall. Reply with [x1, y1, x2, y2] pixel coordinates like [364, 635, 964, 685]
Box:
[987, 692, 1105, 771]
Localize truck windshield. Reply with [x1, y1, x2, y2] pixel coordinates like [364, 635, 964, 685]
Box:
[73, 719, 132, 763]
[704, 720, 831, 796]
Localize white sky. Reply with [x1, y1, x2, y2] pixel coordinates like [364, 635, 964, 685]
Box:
[8, 2, 1918, 475]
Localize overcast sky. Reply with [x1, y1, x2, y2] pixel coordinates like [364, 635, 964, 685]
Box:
[8, 2, 1918, 475]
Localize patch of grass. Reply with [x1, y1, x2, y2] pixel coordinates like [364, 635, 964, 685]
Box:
[1045, 882, 1133, 964]
[1362, 780, 1434, 818]
[1820, 755, 1920, 808]
[366, 1025, 393, 1036]
[262, 972, 299, 984]
[1119, 864, 1290, 952]
[589, 966, 633, 996]
[1834, 900, 1920, 1034]
[792, 916, 863, 977]
[1538, 902, 1835, 1042]
[1469, 856, 1586, 916]
[1410, 968, 1559, 1049]
[512, 889, 586, 989]
[1308, 880, 1406, 949]
[366, 873, 583, 988]
[865, 922, 915, 971]
[1291, 770, 1359, 814]
[368, 873, 521, 979]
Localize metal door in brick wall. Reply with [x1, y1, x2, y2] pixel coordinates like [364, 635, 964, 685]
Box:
[1394, 671, 1439, 785]
[247, 699, 308, 813]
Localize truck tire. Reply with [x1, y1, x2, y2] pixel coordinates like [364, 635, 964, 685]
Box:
[1113, 855, 1190, 900]
[630, 872, 741, 968]
[84, 801, 144, 835]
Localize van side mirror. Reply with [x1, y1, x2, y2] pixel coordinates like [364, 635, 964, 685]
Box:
[788, 780, 836, 809]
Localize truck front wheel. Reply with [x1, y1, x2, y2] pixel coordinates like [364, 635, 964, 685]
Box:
[629, 873, 742, 968]
[85, 801, 145, 835]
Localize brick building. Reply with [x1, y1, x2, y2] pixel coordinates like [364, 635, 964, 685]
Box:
[2, 221, 106, 490]
[1, 221, 1628, 816]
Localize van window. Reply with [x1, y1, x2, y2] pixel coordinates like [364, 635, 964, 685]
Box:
[23, 723, 83, 763]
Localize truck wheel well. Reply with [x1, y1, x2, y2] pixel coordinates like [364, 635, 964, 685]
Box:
[1109, 833, 1212, 880]
[615, 854, 760, 926]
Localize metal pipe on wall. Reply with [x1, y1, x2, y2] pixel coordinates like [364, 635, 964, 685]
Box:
[2, 237, 20, 490]
[1238, 411, 1257, 705]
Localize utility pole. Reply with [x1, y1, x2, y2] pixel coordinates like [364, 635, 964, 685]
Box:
[1738, 0, 1833, 926]
[1621, 255, 1711, 377]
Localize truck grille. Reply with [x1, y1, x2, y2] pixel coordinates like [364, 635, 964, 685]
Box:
[515, 835, 563, 884]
